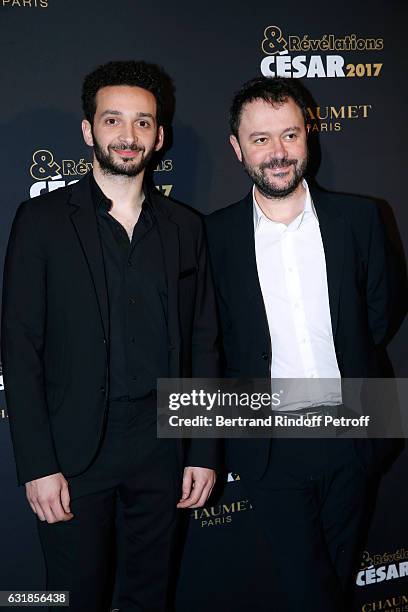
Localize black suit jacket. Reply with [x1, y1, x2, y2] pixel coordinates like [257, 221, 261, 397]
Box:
[205, 186, 405, 479]
[2, 174, 220, 485]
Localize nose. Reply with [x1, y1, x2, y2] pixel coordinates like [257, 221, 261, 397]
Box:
[119, 122, 137, 145]
[269, 137, 287, 160]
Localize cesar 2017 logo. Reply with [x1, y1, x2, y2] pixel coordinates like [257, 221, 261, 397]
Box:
[260, 25, 384, 79]
[356, 549, 408, 587]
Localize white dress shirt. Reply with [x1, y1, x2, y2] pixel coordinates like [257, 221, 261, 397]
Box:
[253, 180, 342, 410]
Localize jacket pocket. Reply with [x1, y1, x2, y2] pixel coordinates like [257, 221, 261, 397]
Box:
[45, 380, 67, 415]
[179, 266, 197, 279]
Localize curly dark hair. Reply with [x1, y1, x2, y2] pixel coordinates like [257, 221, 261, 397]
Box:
[82, 60, 165, 126]
[230, 76, 309, 138]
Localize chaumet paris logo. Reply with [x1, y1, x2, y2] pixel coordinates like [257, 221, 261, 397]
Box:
[1, 0, 48, 7]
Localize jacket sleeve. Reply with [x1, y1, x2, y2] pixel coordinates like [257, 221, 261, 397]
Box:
[366, 203, 407, 347]
[1, 201, 60, 485]
[185, 217, 222, 471]
[191, 218, 220, 378]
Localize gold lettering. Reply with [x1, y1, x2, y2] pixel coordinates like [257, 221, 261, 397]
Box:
[62, 160, 76, 176]
[347, 105, 359, 119]
[330, 106, 346, 119]
[209, 506, 222, 517]
[365, 38, 377, 50]
[306, 107, 316, 121]
[236, 500, 249, 511]
[359, 104, 372, 118]
[316, 107, 328, 120]
[288, 36, 301, 51]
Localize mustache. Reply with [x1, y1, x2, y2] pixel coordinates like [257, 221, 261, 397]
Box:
[260, 158, 296, 170]
[110, 143, 145, 152]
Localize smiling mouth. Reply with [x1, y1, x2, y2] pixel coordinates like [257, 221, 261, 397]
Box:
[268, 166, 292, 176]
[113, 149, 140, 158]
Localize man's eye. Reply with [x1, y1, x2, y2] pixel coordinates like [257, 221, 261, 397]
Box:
[138, 120, 151, 128]
[105, 118, 118, 125]
[255, 137, 267, 144]
[285, 133, 296, 140]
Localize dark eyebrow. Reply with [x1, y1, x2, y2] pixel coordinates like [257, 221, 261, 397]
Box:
[282, 126, 301, 133]
[100, 110, 155, 120]
[136, 112, 155, 119]
[100, 110, 122, 117]
[248, 126, 302, 139]
[249, 130, 271, 138]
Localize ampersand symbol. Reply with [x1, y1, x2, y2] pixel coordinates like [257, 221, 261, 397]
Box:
[30, 149, 61, 180]
[262, 26, 288, 55]
[360, 551, 372, 569]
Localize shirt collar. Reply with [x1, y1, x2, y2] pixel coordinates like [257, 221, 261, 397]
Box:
[253, 179, 317, 232]
[90, 172, 150, 214]
[90, 173, 113, 212]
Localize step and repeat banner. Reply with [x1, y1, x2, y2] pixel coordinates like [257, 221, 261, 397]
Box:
[1, 1, 407, 611]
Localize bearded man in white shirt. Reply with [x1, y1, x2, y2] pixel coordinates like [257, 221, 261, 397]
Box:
[205, 76, 405, 612]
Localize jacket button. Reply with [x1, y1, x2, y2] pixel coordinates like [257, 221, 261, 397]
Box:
[100, 386, 105, 393]
[261, 352, 269, 360]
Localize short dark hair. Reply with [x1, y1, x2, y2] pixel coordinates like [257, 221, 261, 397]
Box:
[82, 60, 165, 126]
[230, 76, 309, 137]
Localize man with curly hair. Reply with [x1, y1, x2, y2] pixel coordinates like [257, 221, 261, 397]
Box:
[2, 60, 219, 611]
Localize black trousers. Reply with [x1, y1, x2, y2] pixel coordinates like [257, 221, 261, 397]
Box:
[37, 397, 182, 612]
[241, 438, 371, 612]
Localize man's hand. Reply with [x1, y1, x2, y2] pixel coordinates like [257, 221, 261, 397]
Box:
[25, 472, 74, 523]
[177, 467, 216, 509]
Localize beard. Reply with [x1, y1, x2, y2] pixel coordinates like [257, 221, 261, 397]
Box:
[92, 130, 156, 178]
[242, 153, 308, 199]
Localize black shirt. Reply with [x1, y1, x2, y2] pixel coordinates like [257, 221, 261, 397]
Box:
[91, 175, 169, 400]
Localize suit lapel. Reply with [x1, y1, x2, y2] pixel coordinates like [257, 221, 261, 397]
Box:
[68, 176, 109, 340]
[232, 194, 270, 326]
[148, 187, 181, 375]
[311, 188, 345, 339]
